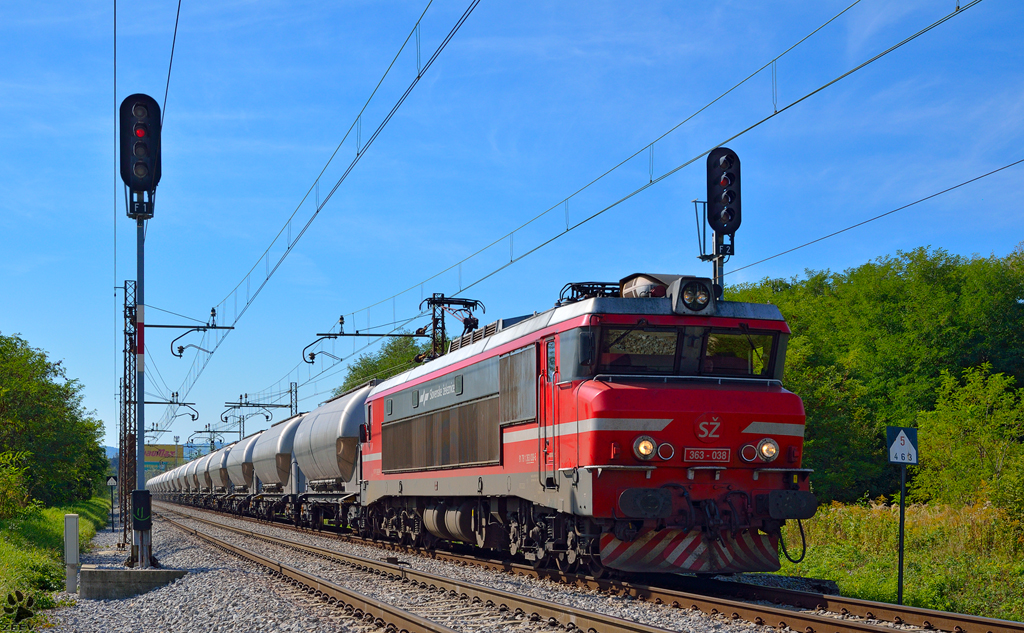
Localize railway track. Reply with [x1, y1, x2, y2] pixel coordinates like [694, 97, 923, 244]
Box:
[158, 502, 1022, 633]
[158, 501, 1023, 633]
[158, 512, 461, 633]
[159, 509, 694, 633]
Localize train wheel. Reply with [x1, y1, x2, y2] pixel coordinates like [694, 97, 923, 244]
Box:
[587, 555, 608, 579]
[586, 540, 608, 579]
[530, 553, 548, 570]
[554, 552, 575, 573]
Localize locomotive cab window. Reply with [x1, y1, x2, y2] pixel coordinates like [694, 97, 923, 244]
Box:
[594, 325, 778, 378]
[598, 327, 677, 374]
[703, 330, 774, 377]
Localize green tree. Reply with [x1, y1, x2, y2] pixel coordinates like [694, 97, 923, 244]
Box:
[0, 333, 108, 507]
[332, 334, 430, 396]
[0, 451, 30, 519]
[911, 365, 1024, 507]
[728, 244, 1024, 502]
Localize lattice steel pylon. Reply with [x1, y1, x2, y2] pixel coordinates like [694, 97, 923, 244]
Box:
[118, 280, 137, 547]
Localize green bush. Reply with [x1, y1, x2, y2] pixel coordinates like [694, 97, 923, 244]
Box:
[0, 497, 109, 613]
[912, 365, 1024, 517]
[774, 501, 1024, 620]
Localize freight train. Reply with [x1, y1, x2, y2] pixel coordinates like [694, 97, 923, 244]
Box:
[148, 273, 817, 576]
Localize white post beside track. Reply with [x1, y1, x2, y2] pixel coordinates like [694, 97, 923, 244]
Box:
[64, 514, 79, 593]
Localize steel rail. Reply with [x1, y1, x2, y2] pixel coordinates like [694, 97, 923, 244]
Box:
[158, 500, 1024, 633]
[157, 512, 460, 633]
[158, 504, 921, 633]
[658, 578, 1024, 633]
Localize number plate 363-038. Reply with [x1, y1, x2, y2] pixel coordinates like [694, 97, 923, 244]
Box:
[684, 448, 731, 462]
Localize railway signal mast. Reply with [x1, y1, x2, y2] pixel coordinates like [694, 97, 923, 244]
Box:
[119, 93, 162, 568]
[701, 147, 741, 290]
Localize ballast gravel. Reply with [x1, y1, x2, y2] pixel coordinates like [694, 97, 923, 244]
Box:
[49, 514, 364, 633]
[149, 503, 783, 633]
[50, 501, 858, 633]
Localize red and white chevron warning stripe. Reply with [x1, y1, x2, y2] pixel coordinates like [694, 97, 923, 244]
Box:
[599, 527, 780, 573]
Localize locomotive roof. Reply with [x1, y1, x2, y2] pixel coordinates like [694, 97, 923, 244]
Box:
[369, 296, 784, 398]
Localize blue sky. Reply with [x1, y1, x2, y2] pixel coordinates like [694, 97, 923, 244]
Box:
[1, 0, 1022, 449]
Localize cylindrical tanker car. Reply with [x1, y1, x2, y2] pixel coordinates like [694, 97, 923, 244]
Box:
[150, 273, 817, 575]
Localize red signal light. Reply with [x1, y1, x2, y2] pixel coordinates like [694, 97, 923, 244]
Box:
[719, 174, 731, 187]
[134, 125, 147, 138]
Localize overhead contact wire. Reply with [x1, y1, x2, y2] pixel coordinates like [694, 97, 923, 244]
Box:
[323, 0, 869, 320]
[156, 0, 477, 432]
[727, 158, 1024, 276]
[247, 0, 983, 413]
[407, 0, 989, 299]
[162, 0, 182, 125]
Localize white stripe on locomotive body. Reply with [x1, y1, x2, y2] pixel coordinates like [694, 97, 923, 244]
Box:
[363, 452, 382, 462]
[502, 417, 673, 444]
[740, 421, 805, 437]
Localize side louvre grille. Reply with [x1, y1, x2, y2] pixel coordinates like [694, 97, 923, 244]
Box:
[499, 346, 536, 425]
[382, 396, 500, 472]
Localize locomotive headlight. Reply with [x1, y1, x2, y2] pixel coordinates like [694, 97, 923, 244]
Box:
[682, 281, 712, 312]
[633, 436, 656, 461]
[757, 438, 779, 462]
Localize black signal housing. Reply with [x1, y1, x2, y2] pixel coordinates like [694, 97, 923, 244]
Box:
[706, 147, 740, 234]
[119, 94, 161, 193]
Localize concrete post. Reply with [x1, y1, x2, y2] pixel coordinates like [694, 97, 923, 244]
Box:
[64, 514, 79, 593]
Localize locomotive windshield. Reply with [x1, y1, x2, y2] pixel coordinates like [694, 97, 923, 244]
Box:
[599, 327, 677, 374]
[597, 326, 776, 378]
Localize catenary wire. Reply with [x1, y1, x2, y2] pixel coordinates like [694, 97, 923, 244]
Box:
[168, 0, 982, 434]
[144, 303, 208, 324]
[301, 0, 883, 323]
[249, 312, 428, 407]
[144, 343, 175, 400]
[155, 0, 477, 435]
[424, 0, 988, 300]
[242, 0, 984, 413]
[214, 0, 436, 310]
[163, 0, 852, 417]
[244, 0, 875, 401]
[219, 0, 480, 328]
[161, 0, 183, 125]
[281, 157, 1021, 411]
[726, 158, 1024, 277]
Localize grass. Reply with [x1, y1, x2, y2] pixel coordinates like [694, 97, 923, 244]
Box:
[0, 496, 110, 625]
[772, 500, 1024, 622]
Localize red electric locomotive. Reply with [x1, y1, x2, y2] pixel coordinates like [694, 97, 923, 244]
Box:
[359, 273, 817, 575]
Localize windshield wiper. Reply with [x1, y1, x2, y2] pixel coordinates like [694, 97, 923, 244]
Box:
[737, 323, 764, 368]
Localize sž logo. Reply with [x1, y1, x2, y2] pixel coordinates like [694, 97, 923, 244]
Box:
[3, 591, 35, 629]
